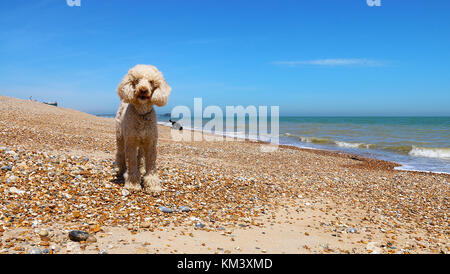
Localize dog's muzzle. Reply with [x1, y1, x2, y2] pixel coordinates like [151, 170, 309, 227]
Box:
[138, 88, 151, 100]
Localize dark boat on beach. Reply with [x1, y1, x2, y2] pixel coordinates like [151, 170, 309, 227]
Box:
[43, 101, 58, 107]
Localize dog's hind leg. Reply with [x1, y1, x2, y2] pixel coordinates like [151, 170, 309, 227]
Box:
[115, 135, 126, 178]
[142, 141, 162, 195]
[123, 142, 142, 191]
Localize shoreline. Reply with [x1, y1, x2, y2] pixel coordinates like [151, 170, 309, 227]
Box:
[156, 120, 450, 175]
[0, 95, 448, 254]
[157, 122, 450, 176]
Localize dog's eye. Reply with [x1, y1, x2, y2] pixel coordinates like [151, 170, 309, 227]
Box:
[130, 78, 138, 86]
[150, 81, 159, 90]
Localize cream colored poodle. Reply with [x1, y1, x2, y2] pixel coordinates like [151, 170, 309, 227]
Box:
[115, 64, 171, 194]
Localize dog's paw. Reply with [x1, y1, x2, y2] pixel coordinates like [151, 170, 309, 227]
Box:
[116, 171, 125, 181]
[124, 182, 142, 192]
[143, 174, 162, 195]
[124, 172, 142, 191]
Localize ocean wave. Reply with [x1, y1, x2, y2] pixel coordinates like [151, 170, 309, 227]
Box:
[335, 141, 372, 149]
[409, 146, 450, 159]
[298, 136, 334, 145]
[282, 133, 450, 160]
[284, 133, 372, 148]
[382, 145, 414, 154]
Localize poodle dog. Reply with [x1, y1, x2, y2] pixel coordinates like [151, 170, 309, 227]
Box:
[115, 64, 171, 194]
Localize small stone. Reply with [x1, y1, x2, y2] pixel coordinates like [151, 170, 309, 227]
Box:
[40, 241, 50, 247]
[43, 249, 51, 254]
[140, 222, 151, 228]
[9, 186, 25, 194]
[121, 189, 130, 197]
[99, 249, 108, 254]
[178, 206, 190, 212]
[39, 229, 49, 237]
[68, 230, 90, 242]
[194, 222, 205, 229]
[159, 206, 174, 213]
[1, 166, 12, 171]
[346, 228, 357, 233]
[28, 247, 43, 254]
[6, 150, 17, 156]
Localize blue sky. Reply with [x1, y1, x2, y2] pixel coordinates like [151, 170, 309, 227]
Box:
[1, 0, 449, 116]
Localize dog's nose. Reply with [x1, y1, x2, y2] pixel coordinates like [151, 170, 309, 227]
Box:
[138, 88, 149, 95]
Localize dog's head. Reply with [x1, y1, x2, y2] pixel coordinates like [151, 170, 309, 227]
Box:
[117, 64, 171, 107]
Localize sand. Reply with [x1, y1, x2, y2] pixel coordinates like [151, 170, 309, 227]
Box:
[0, 95, 448, 254]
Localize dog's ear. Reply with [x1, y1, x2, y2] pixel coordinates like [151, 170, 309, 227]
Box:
[117, 74, 135, 103]
[151, 72, 172, 107]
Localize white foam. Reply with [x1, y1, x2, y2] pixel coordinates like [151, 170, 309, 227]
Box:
[336, 141, 363, 148]
[409, 146, 450, 159]
[395, 165, 450, 175]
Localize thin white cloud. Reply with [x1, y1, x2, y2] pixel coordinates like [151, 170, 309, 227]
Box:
[272, 58, 387, 67]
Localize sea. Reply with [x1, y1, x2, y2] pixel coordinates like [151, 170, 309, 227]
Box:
[100, 114, 450, 174]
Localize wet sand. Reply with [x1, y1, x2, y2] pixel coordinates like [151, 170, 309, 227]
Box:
[0, 95, 448, 254]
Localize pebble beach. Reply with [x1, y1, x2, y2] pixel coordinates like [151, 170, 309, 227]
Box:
[0, 95, 448, 254]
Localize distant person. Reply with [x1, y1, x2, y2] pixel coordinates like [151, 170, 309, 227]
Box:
[169, 119, 183, 131]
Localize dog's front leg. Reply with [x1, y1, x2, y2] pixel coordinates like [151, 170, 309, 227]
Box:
[142, 142, 162, 195]
[138, 148, 146, 175]
[123, 142, 142, 191]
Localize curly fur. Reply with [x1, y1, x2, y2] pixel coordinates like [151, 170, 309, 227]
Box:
[115, 64, 171, 194]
